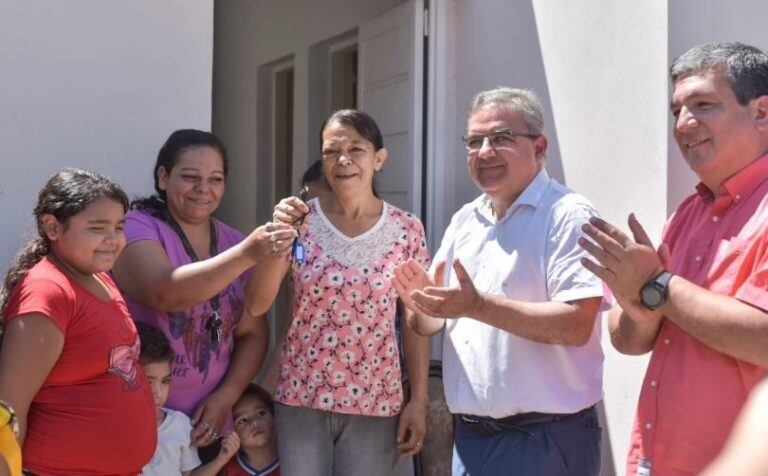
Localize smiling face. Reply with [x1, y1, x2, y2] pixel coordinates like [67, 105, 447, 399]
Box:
[466, 107, 547, 209]
[671, 67, 763, 185]
[233, 394, 275, 449]
[320, 121, 387, 200]
[157, 146, 225, 225]
[44, 196, 126, 275]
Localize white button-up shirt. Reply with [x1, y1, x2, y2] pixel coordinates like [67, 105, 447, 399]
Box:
[436, 170, 604, 418]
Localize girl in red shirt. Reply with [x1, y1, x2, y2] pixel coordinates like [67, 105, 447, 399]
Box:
[0, 169, 156, 475]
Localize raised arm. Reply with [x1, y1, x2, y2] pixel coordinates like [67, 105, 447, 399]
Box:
[606, 303, 663, 355]
[113, 222, 295, 313]
[466, 292, 601, 346]
[242, 254, 292, 317]
[582, 214, 768, 366]
[243, 196, 311, 316]
[661, 277, 768, 366]
[189, 432, 240, 476]
[400, 259, 600, 346]
[0, 314, 64, 444]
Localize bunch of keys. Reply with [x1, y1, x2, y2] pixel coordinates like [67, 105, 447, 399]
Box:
[291, 185, 309, 266]
[206, 310, 223, 343]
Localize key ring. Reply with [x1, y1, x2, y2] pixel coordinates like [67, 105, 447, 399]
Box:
[291, 185, 310, 265]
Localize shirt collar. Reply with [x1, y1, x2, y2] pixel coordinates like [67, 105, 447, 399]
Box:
[476, 169, 550, 222]
[236, 452, 279, 476]
[695, 153, 768, 213]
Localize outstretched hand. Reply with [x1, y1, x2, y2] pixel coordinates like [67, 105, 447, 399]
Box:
[579, 214, 665, 306]
[408, 260, 482, 319]
[241, 222, 296, 263]
[272, 196, 310, 228]
[393, 259, 435, 314]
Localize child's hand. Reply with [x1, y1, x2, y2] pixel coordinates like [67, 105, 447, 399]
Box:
[189, 432, 241, 475]
[217, 432, 240, 462]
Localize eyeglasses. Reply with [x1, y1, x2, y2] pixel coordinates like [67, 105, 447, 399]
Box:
[461, 128, 539, 153]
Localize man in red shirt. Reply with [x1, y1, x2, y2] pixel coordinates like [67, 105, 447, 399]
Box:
[580, 41, 768, 475]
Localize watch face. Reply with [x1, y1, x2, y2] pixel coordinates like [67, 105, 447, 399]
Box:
[641, 286, 663, 308]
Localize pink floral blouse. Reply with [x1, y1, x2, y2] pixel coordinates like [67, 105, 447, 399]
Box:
[275, 199, 429, 417]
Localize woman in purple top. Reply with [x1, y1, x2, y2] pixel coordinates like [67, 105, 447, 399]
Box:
[112, 130, 296, 451]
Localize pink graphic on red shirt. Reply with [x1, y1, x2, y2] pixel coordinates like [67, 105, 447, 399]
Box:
[108, 335, 141, 391]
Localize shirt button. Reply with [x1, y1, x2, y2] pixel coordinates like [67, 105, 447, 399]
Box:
[695, 256, 702, 262]
[645, 422, 652, 430]
[664, 338, 670, 345]
[650, 380, 657, 387]
[712, 216, 719, 222]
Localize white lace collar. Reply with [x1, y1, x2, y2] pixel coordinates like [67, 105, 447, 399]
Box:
[313, 198, 388, 241]
[309, 199, 401, 268]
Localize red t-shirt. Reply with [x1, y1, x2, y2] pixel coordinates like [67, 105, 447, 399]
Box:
[3, 257, 156, 475]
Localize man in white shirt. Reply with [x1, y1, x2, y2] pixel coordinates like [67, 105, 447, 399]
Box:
[394, 87, 604, 475]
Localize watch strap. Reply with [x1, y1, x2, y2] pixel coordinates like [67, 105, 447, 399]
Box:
[655, 271, 673, 289]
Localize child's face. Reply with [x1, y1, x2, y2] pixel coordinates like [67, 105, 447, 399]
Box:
[142, 361, 171, 410]
[43, 196, 126, 275]
[233, 395, 274, 449]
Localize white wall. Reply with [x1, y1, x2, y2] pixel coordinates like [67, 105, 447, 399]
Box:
[0, 1, 214, 271]
[532, 3, 667, 474]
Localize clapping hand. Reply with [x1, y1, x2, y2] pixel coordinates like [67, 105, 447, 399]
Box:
[579, 214, 666, 308]
[395, 259, 483, 319]
[393, 259, 435, 314]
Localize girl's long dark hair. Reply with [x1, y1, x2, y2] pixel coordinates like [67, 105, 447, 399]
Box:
[131, 129, 228, 218]
[0, 168, 128, 318]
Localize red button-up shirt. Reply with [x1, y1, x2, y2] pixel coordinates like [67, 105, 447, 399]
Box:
[627, 155, 768, 476]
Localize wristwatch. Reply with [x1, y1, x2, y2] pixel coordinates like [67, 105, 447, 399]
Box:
[640, 271, 673, 310]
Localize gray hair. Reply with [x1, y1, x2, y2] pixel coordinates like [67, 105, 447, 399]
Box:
[670, 42, 768, 105]
[469, 87, 544, 135]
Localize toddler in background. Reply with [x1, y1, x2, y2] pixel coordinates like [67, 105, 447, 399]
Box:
[221, 384, 280, 476]
[138, 322, 240, 475]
